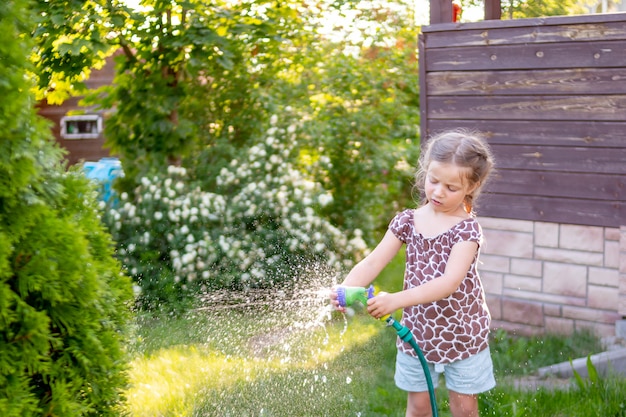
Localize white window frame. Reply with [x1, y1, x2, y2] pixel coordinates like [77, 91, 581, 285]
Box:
[60, 114, 103, 139]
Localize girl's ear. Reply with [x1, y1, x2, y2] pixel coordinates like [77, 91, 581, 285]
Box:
[466, 181, 480, 196]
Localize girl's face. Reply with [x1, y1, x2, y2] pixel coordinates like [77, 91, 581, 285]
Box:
[424, 161, 474, 213]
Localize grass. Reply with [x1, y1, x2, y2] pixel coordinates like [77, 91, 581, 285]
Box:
[124, 250, 626, 416]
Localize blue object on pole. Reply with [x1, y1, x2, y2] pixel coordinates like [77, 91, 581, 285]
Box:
[83, 157, 124, 204]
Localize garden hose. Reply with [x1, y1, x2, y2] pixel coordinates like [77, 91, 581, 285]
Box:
[336, 286, 438, 417]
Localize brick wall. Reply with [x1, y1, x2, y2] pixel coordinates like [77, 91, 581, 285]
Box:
[479, 217, 624, 337]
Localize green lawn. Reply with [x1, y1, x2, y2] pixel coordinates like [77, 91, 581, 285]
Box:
[125, 250, 626, 416]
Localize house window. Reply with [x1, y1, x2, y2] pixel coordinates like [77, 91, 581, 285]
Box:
[60, 114, 103, 139]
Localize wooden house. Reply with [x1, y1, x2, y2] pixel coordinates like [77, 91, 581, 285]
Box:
[37, 55, 117, 165]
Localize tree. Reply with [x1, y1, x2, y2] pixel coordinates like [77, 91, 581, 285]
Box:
[292, 1, 421, 239]
[0, 1, 133, 415]
[77, 0, 308, 186]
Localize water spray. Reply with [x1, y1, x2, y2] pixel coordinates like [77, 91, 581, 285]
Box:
[336, 285, 438, 417]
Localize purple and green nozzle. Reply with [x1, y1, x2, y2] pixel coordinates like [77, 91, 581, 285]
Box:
[336, 285, 375, 308]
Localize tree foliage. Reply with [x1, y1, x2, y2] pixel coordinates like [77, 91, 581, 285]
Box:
[80, 0, 312, 186]
[1, 1, 133, 415]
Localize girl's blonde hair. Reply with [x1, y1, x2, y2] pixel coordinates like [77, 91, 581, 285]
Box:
[414, 129, 495, 213]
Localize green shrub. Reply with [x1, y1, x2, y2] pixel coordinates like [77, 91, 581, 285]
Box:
[0, 1, 133, 415]
[104, 115, 369, 308]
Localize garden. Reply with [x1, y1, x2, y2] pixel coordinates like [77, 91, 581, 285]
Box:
[1, 0, 625, 416]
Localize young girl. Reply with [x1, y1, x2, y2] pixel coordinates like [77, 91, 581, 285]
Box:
[331, 129, 496, 417]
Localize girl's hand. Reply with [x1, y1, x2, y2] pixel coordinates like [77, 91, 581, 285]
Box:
[329, 286, 346, 313]
[366, 292, 396, 319]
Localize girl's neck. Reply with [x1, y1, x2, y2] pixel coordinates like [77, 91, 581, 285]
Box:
[414, 202, 469, 237]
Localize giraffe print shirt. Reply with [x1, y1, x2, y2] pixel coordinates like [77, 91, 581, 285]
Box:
[389, 209, 491, 364]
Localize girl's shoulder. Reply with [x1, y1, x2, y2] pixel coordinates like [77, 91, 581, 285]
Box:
[388, 209, 416, 241]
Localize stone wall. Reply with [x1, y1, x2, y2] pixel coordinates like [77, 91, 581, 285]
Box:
[478, 217, 624, 337]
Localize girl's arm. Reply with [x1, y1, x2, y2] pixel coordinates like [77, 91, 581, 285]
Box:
[367, 240, 478, 319]
[330, 230, 403, 310]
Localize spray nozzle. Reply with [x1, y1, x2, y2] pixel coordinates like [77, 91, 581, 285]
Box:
[336, 285, 375, 308]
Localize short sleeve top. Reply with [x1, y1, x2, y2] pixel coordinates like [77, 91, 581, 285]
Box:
[388, 209, 491, 364]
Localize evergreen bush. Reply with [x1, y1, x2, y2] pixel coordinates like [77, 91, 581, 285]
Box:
[0, 1, 133, 415]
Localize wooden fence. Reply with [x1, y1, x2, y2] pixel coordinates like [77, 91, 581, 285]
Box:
[419, 13, 626, 229]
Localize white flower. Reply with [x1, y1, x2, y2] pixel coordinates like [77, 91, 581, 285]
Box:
[318, 193, 333, 206]
[270, 114, 278, 125]
[182, 252, 195, 265]
[219, 238, 230, 252]
[154, 211, 163, 220]
[172, 256, 182, 271]
[120, 192, 128, 201]
[269, 154, 280, 165]
[132, 285, 142, 296]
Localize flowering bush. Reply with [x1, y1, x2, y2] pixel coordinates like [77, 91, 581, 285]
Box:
[104, 165, 227, 307]
[104, 116, 369, 307]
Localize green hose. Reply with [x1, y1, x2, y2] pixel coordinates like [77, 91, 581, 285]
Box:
[336, 286, 438, 416]
[385, 316, 438, 417]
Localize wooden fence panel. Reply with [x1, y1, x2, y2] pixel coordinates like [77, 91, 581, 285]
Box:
[419, 13, 626, 228]
[425, 40, 626, 71]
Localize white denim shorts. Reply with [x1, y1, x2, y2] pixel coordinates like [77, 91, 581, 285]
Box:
[395, 347, 496, 395]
